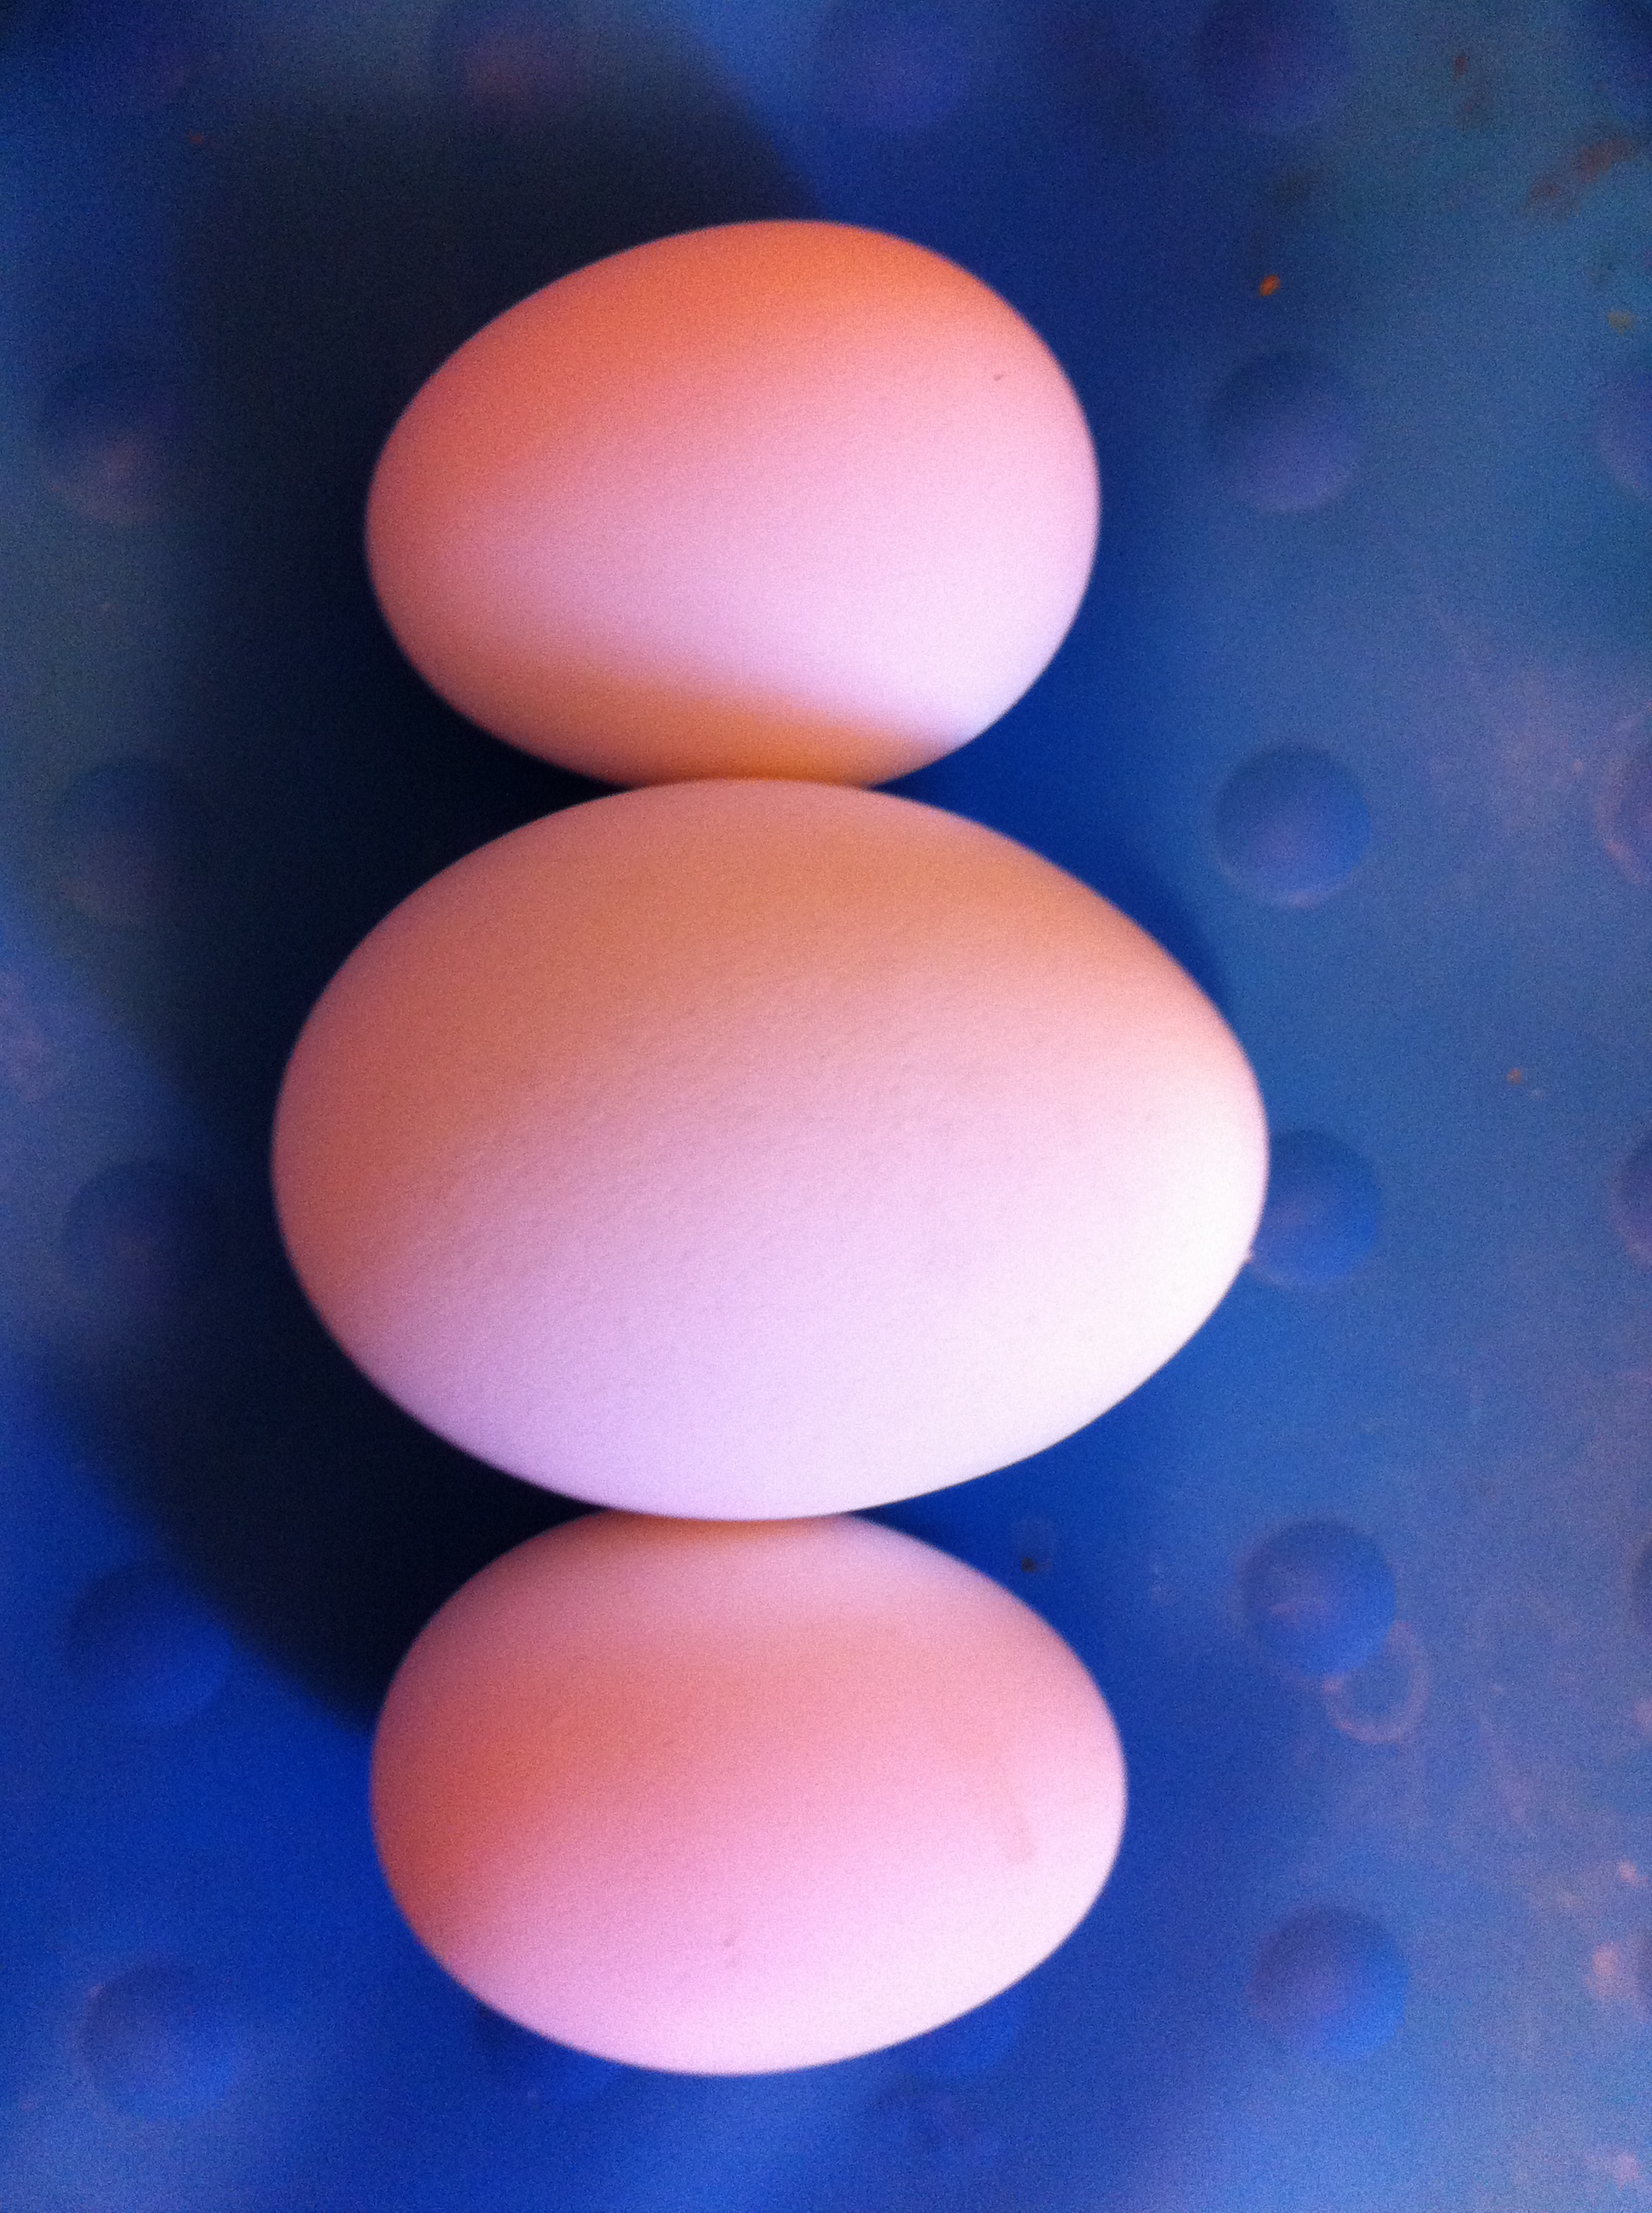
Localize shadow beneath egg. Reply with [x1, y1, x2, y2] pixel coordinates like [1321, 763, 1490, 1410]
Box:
[10, 0, 814, 1716]
[33, 1218, 591, 1722]
[162, 3, 816, 1149]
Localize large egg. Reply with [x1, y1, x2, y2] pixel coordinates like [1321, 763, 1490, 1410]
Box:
[271, 780, 1266, 1519]
[370, 1510, 1127, 2074]
[365, 220, 1098, 787]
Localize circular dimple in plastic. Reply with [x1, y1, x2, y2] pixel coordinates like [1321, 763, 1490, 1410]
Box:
[891, 1979, 1030, 2082]
[814, 1, 974, 133]
[474, 2006, 624, 2104]
[1249, 1129, 1381, 1288]
[869, 2084, 1003, 2174]
[430, 0, 587, 128]
[1611, 1131, 1652, 1264]
[38, 0, 210, 113]
[1242, 1520, 1396, 1678]
[64, 1564, 234, 1729]
[51, 759, 208, 926]
[61, 1161, 222, 1310]
[37, 360, 190, 527]
[1633, 1929, 1652, 2013]
[1248, 1906, 1407, 2058]
[80, 1962, 242, 2118]
[1211, 747, 1369, 907]
[1600, 371, 1652, 501]
[1590, 0, 1652, 120]
[1322, 1620, 1430, 1744]
[1630, 1538, 1652, 1638]
[1208, 353, 1358, 514]
[1044, 9, 1163, 133]
[1194, 0, 1355, 131]
[1602, 739, 1652, 885]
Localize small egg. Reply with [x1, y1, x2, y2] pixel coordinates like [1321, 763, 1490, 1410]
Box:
[271, 781, 1267, 1521]
[370, 1511, 1127, 2074]
[365, 220, 1099, 786]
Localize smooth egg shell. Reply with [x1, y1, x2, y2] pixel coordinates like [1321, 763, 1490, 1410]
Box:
[365, 219, 1099, 786]
[271, 780, 1266, 1520]
[370, 1511, 1127, 2074]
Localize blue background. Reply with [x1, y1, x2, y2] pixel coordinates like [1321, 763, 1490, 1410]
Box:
[3, 0, 1651, 2205]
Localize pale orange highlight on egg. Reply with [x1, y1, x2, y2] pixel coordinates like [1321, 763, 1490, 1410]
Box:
[365, 220, 1100, 787]
[370, 1511, 1128, 2074]
[271, 780, 1267, 1521]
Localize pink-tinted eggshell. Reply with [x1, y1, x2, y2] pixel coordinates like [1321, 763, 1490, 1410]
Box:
[365, 220, 1099, 786]
[271, 780, 1266, 1520]
[370, 1511, 1127, 2074]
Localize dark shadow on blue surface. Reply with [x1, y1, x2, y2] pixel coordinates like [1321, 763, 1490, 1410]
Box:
[161, 9, 816, 1149]
[13, 0, 814, 1720]
[34, 1251, 587, 1720]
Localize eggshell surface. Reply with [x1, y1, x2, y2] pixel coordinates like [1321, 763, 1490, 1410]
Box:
[369, 1511, 1128, 2074]
[271, 780, 1267, 1519]
[365, 220, 1099, 786]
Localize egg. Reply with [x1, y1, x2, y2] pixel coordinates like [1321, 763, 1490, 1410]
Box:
[271, 780, 1266, 1520]
[365, 220, 1099, 787]
[370, 1510, 1127, 2074]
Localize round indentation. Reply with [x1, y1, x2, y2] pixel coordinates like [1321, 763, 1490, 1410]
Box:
[61, 1162, 222, 1309]
[64, 1563, 233, 1729]
[1589, 0, 1652, 124]
[1322, 1620, 1430, 1744]
[1211, 747, 1369, 906]
[814, 0, 975, 132]
[51, 758, 208, 926]
[1586, 1931, 1652, 2008]
[1249, 1130, 1381, 1288]
[37, 359, 191, 527]
[1243, 1520, 1396, 1679]
[80, 1962, 242, 2117]
[1043, 9, 1166, 137]
[1600, 371, 1652, 501]
[869, 2085, 1003, 2173]
[1611, 1131, 1652, 1264]
[37, 0, 211, 113]
[1633, 1928, 1652, 2012]
[1249, 1906, 1406, 2058]
[430, 0, 590, 128]
[1208, 352, 1358, 513]
[891, 1980, 1030, 2082]
[1630, 1536, 1652, 1636]
[1194, 0, 1355, 131]
[474, 2006, 624, 2103]
[1602, 739, 1652, 885]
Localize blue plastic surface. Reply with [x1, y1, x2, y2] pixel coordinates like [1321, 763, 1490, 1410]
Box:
[3, 0, 1652, 2207]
